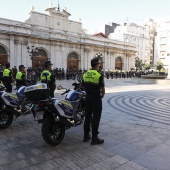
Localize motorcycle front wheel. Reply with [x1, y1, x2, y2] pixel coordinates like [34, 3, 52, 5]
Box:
[41, 115, 65, 146]
[0, 110, 13, 129]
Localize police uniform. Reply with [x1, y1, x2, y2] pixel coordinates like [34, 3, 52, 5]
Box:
[40, 61, 56, 98]
[82, 58, 105, 145]
[16, 65, 27, 89]
[3, 63, 13, 93]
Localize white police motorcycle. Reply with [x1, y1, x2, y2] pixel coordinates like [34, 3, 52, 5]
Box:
[26, 83, 86, 146]
[0, 84, 31, 129]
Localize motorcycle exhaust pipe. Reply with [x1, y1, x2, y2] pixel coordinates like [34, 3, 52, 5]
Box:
[5, 107, 21, 118]
[56, 116, 72, 127]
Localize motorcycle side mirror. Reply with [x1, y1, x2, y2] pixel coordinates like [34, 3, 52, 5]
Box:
[72, 83, 77, 86]
[57, 85, 63, 90]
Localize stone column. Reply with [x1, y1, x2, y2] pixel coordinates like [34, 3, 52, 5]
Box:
[9, 35, 15, 66]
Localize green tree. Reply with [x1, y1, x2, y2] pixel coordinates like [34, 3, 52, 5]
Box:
[135, 57, 143, 70]
[155, 61, 163, 71]
[144, 64, 151, 70]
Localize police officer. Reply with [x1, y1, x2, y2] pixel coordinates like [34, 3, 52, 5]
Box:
[15, 65, 27, 89]
[40, 61, 56, 98]
[3, 63, 14, 92]
[82, 57, 105, 145]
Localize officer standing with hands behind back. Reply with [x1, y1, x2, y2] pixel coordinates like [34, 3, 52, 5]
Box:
[82, 57, 105, 145]
[40, 61, 56, 98]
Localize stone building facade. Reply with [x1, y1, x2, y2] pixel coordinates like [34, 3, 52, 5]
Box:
[0, 5, 136, 71]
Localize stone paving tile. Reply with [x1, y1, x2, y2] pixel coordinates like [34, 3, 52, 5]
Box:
[133, 151, 170, 170]
[115, 164, 142, 170]
[0, 80, 170, 170]
[151, 122, 168, 129]
[0, 155, 15, 166]
[127, 133, 169, 151]
[150, 144, 170, 158]
[54, 163, 81, 170]
[92, 164, 106, 170]
[82, 167, 96, 170]
[74, 151, 114, 169]
[111, 155, 129, 164]
[48, 158, 63, 168]
[107, 142, 144, 160]
[23, 161, 56, 170]
[97, 157, 121, 170]
[136, 119, 153, 126]
[20, 158, 37, 168]
[2, 160, 29, 170]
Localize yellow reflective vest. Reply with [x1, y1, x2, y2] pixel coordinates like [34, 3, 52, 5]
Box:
[16, 71, 24, 80]
[3, 69, 10, 77]
[83, 70, 101, 85]
[40, 70, 52, 81]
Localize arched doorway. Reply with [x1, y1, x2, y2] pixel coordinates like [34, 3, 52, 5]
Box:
[0, 45, 8, 66]
[115, 57, 123, 70]
[67, 52, 79, 71]
[32, 49, 48, 68]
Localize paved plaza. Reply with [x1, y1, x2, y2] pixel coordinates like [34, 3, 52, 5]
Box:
[0, 79, 170, 170]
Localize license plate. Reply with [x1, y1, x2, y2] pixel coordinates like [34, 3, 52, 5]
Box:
[34, 111, 44, 121]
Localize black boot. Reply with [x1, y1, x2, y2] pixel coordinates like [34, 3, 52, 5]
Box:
[83, 134, 91, 142]
[91, 137, 104, 145]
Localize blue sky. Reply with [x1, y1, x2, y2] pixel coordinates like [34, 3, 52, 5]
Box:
[1, 0, 170, 33]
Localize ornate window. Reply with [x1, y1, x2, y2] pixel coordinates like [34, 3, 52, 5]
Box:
[35, 49, 47, 57]
[68, 53, 78, 60]
[115, 57, 122, 63]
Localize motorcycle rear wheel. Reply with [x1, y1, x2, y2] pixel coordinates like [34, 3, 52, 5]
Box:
[0, 110, 13, 129]
[41, 115, 65, 146]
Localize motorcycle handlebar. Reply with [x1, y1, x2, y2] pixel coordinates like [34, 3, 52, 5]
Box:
[61, 89, 70, 95]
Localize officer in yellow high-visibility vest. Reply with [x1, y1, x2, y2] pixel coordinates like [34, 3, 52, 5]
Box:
[3, 63, 14, 92]
[16, 65, 27, 89]
[82, 57, 105, 145]
[40, 61, 56, 98]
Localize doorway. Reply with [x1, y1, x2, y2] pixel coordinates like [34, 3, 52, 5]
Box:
[32, 49, 48, 68]
[115, 57, 123, 70]
[67, 52, 79, 71]
[0, 45, 8, 66]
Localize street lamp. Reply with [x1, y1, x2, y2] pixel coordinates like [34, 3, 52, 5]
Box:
[95, 52, 103, 61]
[95, 52, 103, 70]
[27, 45, 38, 60]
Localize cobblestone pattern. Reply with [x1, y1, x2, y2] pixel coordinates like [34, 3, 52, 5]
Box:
[0, 79, 170, 170]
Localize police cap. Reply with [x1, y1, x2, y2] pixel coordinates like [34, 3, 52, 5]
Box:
[19, 65, 25, 69]
[44, 61, 53, 68]
[91, 58, 100, 66]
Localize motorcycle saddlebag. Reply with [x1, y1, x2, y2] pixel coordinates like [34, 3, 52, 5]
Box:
[24, 83, 49, 102]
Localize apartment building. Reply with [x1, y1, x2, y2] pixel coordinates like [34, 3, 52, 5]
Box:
[108, 23, 150, 65]
[144, 18, 156, 65]
[154, 17, 170, 71]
